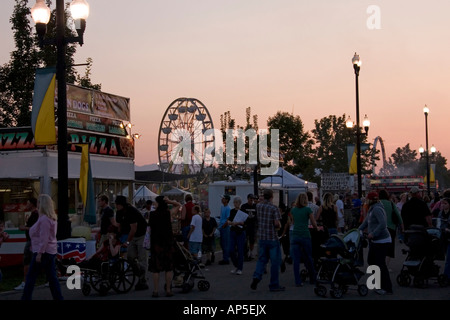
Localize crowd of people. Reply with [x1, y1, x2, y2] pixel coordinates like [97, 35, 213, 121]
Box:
[4, 185, 449, 299]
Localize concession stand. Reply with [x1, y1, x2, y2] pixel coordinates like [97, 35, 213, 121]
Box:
[0, 84, 136, 266]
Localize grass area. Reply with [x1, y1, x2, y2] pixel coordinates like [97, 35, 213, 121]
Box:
[0, 265, 46, 292]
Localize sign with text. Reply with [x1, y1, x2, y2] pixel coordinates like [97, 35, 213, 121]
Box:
[66, 84, 130, 122]
[67, 111, 127, 136]
[0, 127, 134, 159]
[68, 131, 134, 159]
[0, 127, 42, 150]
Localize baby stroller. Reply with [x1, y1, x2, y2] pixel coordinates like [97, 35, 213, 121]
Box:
[396, 225, 448, 288]
[57, 256, 137, 296]
[171, 240, 210, 293]
[314, 229, 368, 299]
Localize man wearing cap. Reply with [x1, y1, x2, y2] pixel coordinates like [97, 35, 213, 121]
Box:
[218, 194, 231, 265]
[240, 194, 257, 261]
[400, 186, 432, 230]
[359, 191, 393, 295]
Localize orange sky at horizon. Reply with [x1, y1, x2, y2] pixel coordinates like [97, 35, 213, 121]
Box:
[1, 0, 449, 173]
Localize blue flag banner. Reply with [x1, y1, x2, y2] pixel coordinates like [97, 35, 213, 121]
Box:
[78, 144, 96, 224]
[31, 67, 57, 146]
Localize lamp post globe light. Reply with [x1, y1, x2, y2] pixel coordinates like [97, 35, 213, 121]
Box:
[31, 0, 90, 240]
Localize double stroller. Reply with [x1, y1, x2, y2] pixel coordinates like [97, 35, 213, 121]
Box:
[396, 224, 448, 288]
[171, 237, 210, 293]
[314, 229, 369, 299]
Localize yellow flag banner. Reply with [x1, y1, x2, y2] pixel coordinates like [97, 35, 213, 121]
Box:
[347, 143, 370, 175]
[31, 68, 56, 146]
[78, 144, 96, 224]
[424, 164, 436, 183]
[347, 145, 357, 174]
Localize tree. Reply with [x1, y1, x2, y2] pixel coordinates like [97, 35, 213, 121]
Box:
[76, 57, 101, 91]
[267, 111, 314, 179]
[0, 0, 100, 128]
[312, 114, 353, 173]
[390, 143, 419, 175]
[0, 0, 39, 127]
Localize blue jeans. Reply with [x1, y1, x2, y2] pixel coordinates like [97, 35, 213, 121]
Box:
[291, 235, 316, 285]
[327, 228, 338, 236]
[444, 242, 450, 279]
[252, 239, 282, 290]
[229, 230, 246, 271]
[219, 227, 230, 262]
[22, 252, 63, 300]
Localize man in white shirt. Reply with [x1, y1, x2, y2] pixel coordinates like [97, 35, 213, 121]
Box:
[335, 194, 345, 233]
[187, 205, 203, 261]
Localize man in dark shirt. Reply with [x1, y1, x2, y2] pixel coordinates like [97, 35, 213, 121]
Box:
[98, 194, 116, 248]
[240, 194, 257, 261]
[401, 186, 433, 230]
[115, 195, 149, 290]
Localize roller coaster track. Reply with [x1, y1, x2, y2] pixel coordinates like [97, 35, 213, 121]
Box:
[372, 136, 388, 175]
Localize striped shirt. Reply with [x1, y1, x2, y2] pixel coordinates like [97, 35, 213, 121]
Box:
[256, 200, 281, 241]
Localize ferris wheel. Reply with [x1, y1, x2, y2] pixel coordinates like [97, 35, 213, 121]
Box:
[158, 98, 214, 175]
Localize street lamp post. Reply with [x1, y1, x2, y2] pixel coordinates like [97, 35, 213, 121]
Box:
[420, 106, 434, 197]
[352, 52, 363, 198]
[31, 0, 90, 240]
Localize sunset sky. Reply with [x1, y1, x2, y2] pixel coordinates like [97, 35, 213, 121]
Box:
[1, 0, 449, 172]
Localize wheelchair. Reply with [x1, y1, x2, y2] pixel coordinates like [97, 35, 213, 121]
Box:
[57, 257, 137, 296]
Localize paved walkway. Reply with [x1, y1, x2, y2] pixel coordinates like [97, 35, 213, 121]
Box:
[1, 238, 448, 302]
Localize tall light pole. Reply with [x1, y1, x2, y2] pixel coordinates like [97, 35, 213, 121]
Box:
[352, 52, 363, 198]
[31, 0, 90, 240]
[420, 105, 434, 197]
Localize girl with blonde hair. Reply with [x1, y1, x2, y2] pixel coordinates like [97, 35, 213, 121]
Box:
[315, 192, 338, 236]
[38, 193, 58, 221]
[21, 194, 63, 300]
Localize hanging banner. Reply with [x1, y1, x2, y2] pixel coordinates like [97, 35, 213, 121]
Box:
[347, 143, 370, 174]
[78, 144, 96, 224]
[31, 67, 57, 146]
[347, 144, 357, 174]
[92, 91, 130, 121]
[424, 164, 436, 183]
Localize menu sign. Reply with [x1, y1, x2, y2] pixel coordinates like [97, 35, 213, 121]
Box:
[66, 84, 130, 121]
[67, 112, 127, 136]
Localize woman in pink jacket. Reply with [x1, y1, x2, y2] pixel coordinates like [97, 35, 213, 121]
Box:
[22, 194, 63, 300]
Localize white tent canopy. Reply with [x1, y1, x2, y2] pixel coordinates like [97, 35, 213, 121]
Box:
[134, 185, 158, 201]
[259, 167, 319, 206]
[260, 167, 317, 190]
[161, 187, 192, 197]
